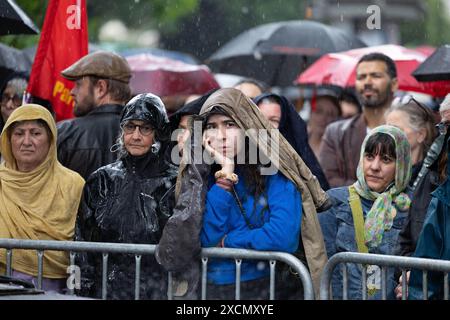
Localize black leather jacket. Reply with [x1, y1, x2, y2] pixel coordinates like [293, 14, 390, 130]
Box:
[75, 150, 177, 300]
[396, 169, 440, 257]
[56, 104, 123, 180]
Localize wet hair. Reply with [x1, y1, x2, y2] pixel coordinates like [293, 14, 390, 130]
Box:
[0, 72, 29, 96]
[364, 132, 396, 160]
[256, 96, 279, 106]
[2, 77, 28, 96]
[357, 53, 397, 79]
[385, 101, 437, 157]
[315, 94, 342, 117]
[234, 78, 269, 93]
[89, 76, 131, 104]
[338, 88, 362, 113]
[202, 106, 228, 123]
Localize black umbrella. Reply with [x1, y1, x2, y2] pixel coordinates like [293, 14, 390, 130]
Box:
[0, 0, 39, 36]
[0, 43, 32, 83]
[412, 45, 450, 81]
[207, 20, 366, 87]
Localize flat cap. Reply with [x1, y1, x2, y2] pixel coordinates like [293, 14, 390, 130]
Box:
[61, 51, 132, 83]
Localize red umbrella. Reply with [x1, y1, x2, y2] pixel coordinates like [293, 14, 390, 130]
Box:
[296, 44, 450, 97]
[126, 53, 220, 97]
[414, 45, 435, 57]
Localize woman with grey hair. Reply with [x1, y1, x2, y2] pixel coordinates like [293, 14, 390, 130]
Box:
[385, 95, 437, 181]
[0, 72, 28, 132]
[395, 94, 449, 287]
[74, 93, 178, 300]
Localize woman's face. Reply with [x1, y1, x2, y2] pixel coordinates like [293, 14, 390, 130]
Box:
[11, 120, 51, 172]
[385, 110, 424, 155]
[123, 120, 155, 156]
[340, 101, 359, 119]
[307, 97, 341, 136]
[1, 85, 22, 122]
[257, 101, 281, 129]
[204, 114, 244, 159]
[363, 151, 396, 193]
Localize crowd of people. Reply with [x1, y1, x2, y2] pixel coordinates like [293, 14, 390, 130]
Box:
[0, 48, 449, 300]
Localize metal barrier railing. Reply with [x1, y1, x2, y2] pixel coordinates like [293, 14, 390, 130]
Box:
[0, 238, 314, 300]
[320, 252, 450, 300]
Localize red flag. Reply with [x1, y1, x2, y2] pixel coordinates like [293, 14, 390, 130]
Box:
[27, 0, 88, 121]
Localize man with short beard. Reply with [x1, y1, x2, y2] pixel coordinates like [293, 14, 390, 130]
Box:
[56, 51, 132, 179]
[318, 53, 398, 188]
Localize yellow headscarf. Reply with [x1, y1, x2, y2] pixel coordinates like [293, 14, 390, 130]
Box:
[0, 104, 85, 279]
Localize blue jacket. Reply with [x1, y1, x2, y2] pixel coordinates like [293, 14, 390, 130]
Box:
[201, 172, 302, 285]
[319, 187, 408, 299]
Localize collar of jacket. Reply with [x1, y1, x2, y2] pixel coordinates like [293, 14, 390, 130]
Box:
[87, 104, 124, 116]
[432, 179, 450, 206]
[123, 149, 171, 178]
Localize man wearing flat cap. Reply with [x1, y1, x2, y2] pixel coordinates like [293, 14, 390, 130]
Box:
[57, 51, 132, 179]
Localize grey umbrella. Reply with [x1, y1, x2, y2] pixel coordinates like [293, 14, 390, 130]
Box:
[412, 45, 450, 81]
[0, 0, 39, 36]
[207, 20, 366, 87]
[0, 42, 32, 81]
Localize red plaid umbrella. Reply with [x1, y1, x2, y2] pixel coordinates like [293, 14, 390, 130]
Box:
[126, 53, 220, 97]
[296, 44, 450, 97]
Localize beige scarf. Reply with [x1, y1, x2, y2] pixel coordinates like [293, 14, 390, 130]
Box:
[178, 88, 329, 297]
[0, 104, 85, 278]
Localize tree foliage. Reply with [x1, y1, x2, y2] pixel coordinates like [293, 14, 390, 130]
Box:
[2, 0, 199, 48]
[1, 0, 449, 58]
[400, 0, 450, 46]
[161, 0, 308, 60]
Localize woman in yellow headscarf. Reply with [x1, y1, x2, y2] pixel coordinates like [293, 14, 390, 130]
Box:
[0, 104, 84, 292]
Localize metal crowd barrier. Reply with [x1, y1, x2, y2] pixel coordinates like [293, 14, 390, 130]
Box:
[0, 238, 314, 300]
[320, 252, 450, 300]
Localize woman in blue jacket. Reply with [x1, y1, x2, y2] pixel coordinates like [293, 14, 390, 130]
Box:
[200, 95, 302, 299]
[319, 125, 412, 300]
[157, 88, 330, 299]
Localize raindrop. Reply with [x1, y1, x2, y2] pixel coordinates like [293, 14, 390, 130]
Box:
[134, 0, 140, 3]
[254, 51, 262, 60]
[241, 6, 249, 14]
[256, 262, 266, 270]
[164, 180, 173, 189]
[258, 196, 267, 207]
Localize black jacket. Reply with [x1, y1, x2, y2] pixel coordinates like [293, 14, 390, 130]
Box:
[396, 169, 440, 257]
[75, 150, 177, 300]
[56, 104, 123, 179]
[396, 130, 450, 257]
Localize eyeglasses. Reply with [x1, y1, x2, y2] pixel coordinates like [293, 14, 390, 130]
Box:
[392, 94, 434, 121]
[122, 122, 154, 136]
[1, 93, 22, 106]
